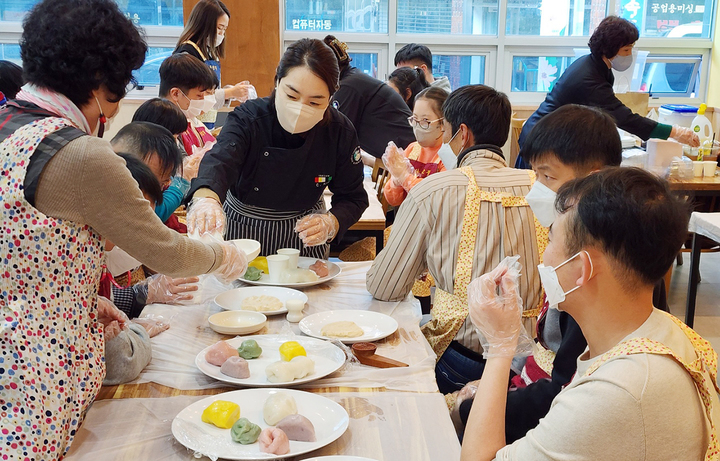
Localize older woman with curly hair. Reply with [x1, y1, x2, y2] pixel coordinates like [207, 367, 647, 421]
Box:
[0, 0, 247, 458]
[516, 15, 699, 168]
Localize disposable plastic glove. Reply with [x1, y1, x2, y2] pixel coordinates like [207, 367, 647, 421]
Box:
[671, 125, 700, 147]
[467, 255, 532, 359]
[382, 142, 415, 187]
[139, 274, 200, 305]
[187, 196, 225, 237]
[98, 296, 129, 342]
[213, 242, 249, 282]
[295, 212, 339, 246]
[182, 152, 205, 181]
[225, 81, 257, 103]
[190, 140, 216, 158]
[132, 316, 170, 338]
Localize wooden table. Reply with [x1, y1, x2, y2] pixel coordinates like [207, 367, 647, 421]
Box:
[66, 262, 458, 460]
[669, 174, 720, 195]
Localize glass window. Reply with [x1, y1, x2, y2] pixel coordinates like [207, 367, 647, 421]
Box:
[1, 1, 183, 26]
[348, 52, 378, 79]
[397, 0, 498, 35]
[511, 56, 572, 91]
[639, 55, 702, 97]
[433, 55, 485, 88]
[133, 48, 173, 88]
[618, 0, 713, 38]
[285, 0, 388, 33]
[0, 44, 22, 65]
[506, 0, 607, 36]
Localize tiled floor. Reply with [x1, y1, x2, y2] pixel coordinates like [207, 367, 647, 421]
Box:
[667, 251, 720, 350]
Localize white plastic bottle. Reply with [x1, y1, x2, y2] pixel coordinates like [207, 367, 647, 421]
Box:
[691, 103, 714, 159]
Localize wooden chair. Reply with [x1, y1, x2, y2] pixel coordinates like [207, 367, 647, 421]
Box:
[509, 117, 526, 168]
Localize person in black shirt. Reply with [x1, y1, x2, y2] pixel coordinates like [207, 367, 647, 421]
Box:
[323, 35, 415, 160]
[515, 16, 698, 169]
[187, 39, 368, 259]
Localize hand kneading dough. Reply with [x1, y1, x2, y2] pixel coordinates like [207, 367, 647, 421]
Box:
[258, 427, 290, 455]
[321, 321, 364, 338]
[241, 295, 283, 312]
[265, 356, 315, 383]
[276, 414, 316, 442]
[220, 356, 250, 379]
[205, 341, 239, 366]
[263, 392, 298, 425]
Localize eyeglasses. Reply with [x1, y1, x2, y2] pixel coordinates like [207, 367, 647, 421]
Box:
[408, 115, 443, 130]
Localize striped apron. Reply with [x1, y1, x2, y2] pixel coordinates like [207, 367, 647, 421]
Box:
[223, 191, 329, 259]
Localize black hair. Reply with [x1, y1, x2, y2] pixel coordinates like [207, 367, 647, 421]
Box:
[275, 39, 340, 96]
[323, 35, 352, 78]
[520, 105, 622, 172]
[415, 86, 447, 117]
[588, 16, 639, 59]
[0, 60, 23, 99]
[556, 167, 690, 287]
[394, 43, 433, 69]
[388, 67, 429, 111]
[177, 0, 230, 60]
[159, 53, 219, 98]
[132, 98, 188, 136]
[110, 122, 183, 177]
[20, 0, 147, 107]
[117, 152, 163, 206]
[442, 85, 511, 147]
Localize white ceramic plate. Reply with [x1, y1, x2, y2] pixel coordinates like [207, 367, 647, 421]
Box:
[299, 310, 399, 344]
[303, 457, 380, 461]
[231, 239, 261, 261]
[208, 310, 267, 335]
[195, 335, 346, 387]
[171, 388, 349, 460]
[214, 286, 308, 315]
[241, 257, 341, 288]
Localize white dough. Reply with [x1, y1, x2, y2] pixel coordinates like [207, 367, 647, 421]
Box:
[265, 356, 315, 383]
[281, 269, 319, 283]
[263, 392, 298, 425]
[321, 320, 364, 338]
[242, 295, 283, 312]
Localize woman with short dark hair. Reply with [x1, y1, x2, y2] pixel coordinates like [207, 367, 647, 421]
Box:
[0, 1, 246, 458]
[516, 15, 699, 168]
[187, 38, 369, 258]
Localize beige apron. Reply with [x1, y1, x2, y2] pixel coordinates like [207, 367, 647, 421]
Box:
[421, 166, 534, 359]
[585, 311, 720, 460]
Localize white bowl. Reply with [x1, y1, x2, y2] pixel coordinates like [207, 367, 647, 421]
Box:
[229, 239, 261, 260]
[207, 310, 266, 335]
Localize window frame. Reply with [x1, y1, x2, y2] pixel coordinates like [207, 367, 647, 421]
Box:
[280, 0, 715, 106]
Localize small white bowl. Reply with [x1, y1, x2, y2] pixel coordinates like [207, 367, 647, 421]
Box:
[229, 239, 261, 261]
[208, 310, 266, 335]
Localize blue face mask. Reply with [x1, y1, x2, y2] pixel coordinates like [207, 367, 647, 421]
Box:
[611, 54, 634, 72]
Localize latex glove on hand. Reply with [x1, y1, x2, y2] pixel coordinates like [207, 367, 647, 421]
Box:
[382, 142, 415, 188]
[182, 152, 205, 181]
[670, 125, 701, 147]
[98, 296, 129, 342]
[226, 81, 257, 103]
[213, 242, 249, 282]
[187, 196, 225, 238]
[190, 140, 216, 158]
[295, 213, 339, 246]
[467, 255, 525, 359]
[144, 274, 200, 304]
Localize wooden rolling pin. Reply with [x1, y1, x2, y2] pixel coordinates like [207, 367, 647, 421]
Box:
[351, 342, 408, 368]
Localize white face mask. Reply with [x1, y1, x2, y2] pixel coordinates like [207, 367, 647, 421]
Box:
[92, 97, 121, 138]
[274, 90, 326, 134]
[105, 246, 142, 278]
[525, 180, 559, 227]
[436, 128, 461, 170]
[180, 90, 205, 118]
[413, 124, 443, 148]
[611, 54, 634, 72]
[215, 33, 224, 48]
[537, 250, 593, 311]
[201, 94, 216, 113]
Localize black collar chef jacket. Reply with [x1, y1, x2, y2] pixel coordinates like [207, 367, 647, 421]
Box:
[189, 96, 369, 242]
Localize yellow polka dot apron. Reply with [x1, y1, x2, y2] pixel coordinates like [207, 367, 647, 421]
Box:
[0, 117, 105, 460]
[585, 311, 719, 461]
[421, 166, 539, 359]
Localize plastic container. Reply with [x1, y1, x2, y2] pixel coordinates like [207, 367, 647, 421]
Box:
[691, 103, 714, 159]
[659, 104, 698, 128]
